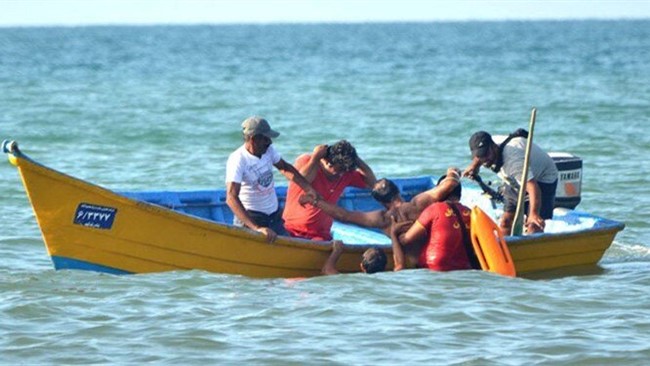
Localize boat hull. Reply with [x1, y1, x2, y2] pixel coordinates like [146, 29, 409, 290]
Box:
[5, 142, 625, 278]
[10, 151, 363, 277]
[508, 228, 620, 274]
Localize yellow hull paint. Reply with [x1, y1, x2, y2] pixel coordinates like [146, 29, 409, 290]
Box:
[11, 152, 370, 277]
[508, 229, 619, 273]
[6, 144, 624, 278]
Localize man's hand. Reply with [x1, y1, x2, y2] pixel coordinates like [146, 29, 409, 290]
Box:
[447, 166, 461, 178]
[525, 213, 545, 234]
[462, 157, 482, 179]
[313, 144, 329, 160]
[322, 240, 344, 275]
[298, 192, 320, 207]
[462, 166, 477, 179]
[390, 215, 413, 238]
[302, 185, 319, 203]
[255, 227, 278, 243]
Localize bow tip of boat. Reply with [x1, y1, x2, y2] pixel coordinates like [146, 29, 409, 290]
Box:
[2, 139, 18, 153]
[2, 140, 20, 166]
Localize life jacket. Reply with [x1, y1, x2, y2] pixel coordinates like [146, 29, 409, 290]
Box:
[490, 128, 529, 173]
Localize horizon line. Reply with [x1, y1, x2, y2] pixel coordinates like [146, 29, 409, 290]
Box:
[1, 16, 648, 28]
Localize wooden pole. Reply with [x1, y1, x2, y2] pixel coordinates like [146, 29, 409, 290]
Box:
[511, 108, 537, 236]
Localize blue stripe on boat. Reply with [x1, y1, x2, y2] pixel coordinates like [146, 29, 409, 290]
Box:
[51, 256, 132, 274]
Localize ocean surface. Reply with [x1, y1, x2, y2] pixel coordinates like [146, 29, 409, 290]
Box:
[1, 21, 650, 364]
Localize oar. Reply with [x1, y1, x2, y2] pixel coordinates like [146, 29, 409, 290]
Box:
[511, 108, 537, 236]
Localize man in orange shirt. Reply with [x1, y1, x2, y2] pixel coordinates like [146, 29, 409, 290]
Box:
[282, 140, 376, 241]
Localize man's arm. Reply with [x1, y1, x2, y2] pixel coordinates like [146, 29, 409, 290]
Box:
[321, 240, 343, 275]
[525, 179, 545, 232]
[355, 156, 377, 188]
[463, 157, 482, 178]
[299, 194, 388, 229]
[410, 167, 460, 212]
[226, 182, 277, 243]
[298, 145, 328, 183]
[389, 217, 413, 271]
[275, 158, 318, 198]
[398, 220, 428, 247]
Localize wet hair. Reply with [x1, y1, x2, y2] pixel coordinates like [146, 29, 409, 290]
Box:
[371, 178, 400, 204]
[361, 247, 387, 274]
[326, 140, 358, 172]
[437, 175, 462, 199]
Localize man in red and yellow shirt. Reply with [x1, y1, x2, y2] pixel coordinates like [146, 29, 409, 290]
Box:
[282, 140, 376, 241]
[393, 176, 474, 271]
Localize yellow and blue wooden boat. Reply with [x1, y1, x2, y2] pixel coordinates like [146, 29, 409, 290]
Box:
[3, 140, 625, 278]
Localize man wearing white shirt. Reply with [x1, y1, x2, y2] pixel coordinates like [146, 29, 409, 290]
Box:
[226, 116, 317, 243]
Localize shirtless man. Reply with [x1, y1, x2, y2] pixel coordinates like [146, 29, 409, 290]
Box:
[301, 167, 461, 265]
[301, 167, 461, 236]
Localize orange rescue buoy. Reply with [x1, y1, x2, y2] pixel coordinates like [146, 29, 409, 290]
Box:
[470, 206, 517, 277]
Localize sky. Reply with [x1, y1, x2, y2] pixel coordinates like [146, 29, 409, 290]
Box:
[1, 0, 649, 27]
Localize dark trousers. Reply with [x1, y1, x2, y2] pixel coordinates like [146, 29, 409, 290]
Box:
[504, 180, 558, 219]
[233, 209, 287, 235]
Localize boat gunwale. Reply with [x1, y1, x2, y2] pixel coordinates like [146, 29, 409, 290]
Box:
[505, 220, 625, 246]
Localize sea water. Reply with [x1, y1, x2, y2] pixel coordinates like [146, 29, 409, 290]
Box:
[1, 21, 650, 364]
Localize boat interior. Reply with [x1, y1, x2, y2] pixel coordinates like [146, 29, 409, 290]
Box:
[119, 176, 437, 245]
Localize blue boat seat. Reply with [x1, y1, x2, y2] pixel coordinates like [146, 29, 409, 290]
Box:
[117, 175, 436, 231]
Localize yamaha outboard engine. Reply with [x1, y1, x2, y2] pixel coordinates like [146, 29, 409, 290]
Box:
[549, 152, 583, 209]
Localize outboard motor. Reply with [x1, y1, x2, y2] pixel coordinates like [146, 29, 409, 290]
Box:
[549, 152, 582, 209]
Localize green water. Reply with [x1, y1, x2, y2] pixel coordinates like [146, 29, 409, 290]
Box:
[1, 22, 649, 364]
